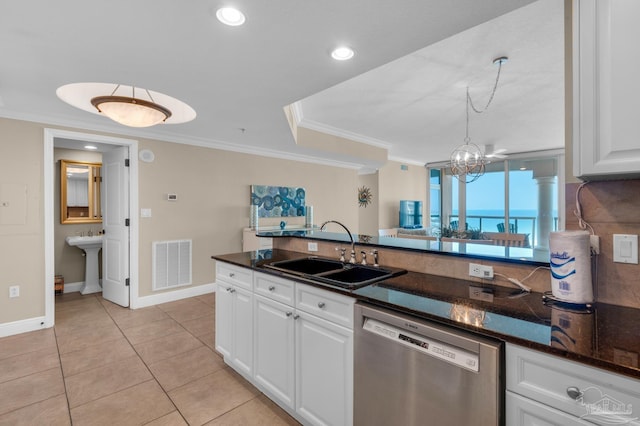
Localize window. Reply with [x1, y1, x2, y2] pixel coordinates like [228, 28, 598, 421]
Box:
[429, 169, 441, 232]
[427, 151, 562, 248]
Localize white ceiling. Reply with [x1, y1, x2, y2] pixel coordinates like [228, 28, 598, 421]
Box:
[0, 0, 563, 170]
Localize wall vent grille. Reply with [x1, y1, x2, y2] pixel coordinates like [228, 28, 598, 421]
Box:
[152, 239, 192, 291]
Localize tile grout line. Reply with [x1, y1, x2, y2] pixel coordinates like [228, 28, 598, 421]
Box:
[59, 296, 180, 422]
[100, 298, 204, 424]
[47, 293, 226, 425]
[53, 292, 103, 424]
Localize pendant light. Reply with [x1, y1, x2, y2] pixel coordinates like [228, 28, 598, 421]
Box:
[91, 85, 172, 128]
[450, 56, 508, 183]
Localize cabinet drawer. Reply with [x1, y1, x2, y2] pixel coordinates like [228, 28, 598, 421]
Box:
[295, 284, 354, 329]
[506, 344, 640, 423]
[506, 391, 592, 426]
[216, 261, 253, 290]
[254, 272, 294, 305]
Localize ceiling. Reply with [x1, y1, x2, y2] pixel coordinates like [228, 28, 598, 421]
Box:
[0, 0, 563, 171]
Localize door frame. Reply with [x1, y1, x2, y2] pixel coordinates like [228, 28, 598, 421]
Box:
[44, 128, 139, 327]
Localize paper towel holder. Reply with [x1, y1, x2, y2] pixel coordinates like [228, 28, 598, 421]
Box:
[542, 292, 594, 311]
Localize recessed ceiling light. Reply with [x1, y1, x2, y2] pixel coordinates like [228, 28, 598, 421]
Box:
[216, 7, 246, 26]
[331, 46, 355, 61]
[84, 145, 97, 150]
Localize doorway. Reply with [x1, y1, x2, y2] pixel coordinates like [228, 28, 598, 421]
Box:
[43, 129, 139, 328]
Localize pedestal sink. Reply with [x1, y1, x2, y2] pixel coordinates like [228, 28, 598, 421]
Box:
[65, 235, 103, 295]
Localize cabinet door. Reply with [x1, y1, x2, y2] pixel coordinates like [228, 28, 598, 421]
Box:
[253, 295, 295, 409]
[230, 286, 253, 377]
[507, 391, 592, 426]
[574, 0, 640, 179]
[507, 344, 640, 423]
[295, 312, 353, 426]
[214, 283, 233, 358]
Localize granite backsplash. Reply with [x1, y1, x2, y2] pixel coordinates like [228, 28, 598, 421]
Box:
[565, 180, 640, 308]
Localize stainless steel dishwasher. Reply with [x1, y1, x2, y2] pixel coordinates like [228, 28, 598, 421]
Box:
[354, 302, 504, 426]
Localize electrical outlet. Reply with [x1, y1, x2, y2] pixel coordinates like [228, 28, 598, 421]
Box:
[469, 263, 494, 279]
[308, 242, 318, 252]
[9, 285, 19, 298]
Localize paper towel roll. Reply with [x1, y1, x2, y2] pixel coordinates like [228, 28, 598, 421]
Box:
[549, 231, 593, 304]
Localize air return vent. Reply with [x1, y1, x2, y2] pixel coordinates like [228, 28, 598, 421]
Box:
[152, 239, 192, 291]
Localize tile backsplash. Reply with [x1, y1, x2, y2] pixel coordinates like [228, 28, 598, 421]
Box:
[565, 180, 640, 308]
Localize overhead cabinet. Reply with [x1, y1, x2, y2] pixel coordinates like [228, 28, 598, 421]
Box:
[573, 0, 640, 179]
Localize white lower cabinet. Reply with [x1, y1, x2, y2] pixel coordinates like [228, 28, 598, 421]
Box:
[507, 391, 592, 426]
[249, 270, 353, 426]
[506, 343, 640, 426]
[295, 309, 353, 426]
[215, 262, 254, 379]
[253, 294, 296, 409]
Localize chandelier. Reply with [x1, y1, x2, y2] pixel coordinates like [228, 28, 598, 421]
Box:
[450, 57, 508, 183]
[91, 85, 172, 128]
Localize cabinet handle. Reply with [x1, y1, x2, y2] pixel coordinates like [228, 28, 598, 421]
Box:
[226, 287, 233, 292]
[293, 314, 300, 320]
[286, 312, 293, 317]
[268, 286, 276, 291]
[229, 273, 235, 278]
[229, 288, 236, 293]
[317, 302, 326, 309]
[566, 387, 583, 400]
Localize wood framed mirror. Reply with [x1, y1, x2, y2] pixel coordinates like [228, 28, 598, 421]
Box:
[60, 159, 102, 224]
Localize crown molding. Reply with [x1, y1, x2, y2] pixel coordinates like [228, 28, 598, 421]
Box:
[290, 101, 392, 150]
[0, 109, 371, 171]
[388, 155, 427, 166]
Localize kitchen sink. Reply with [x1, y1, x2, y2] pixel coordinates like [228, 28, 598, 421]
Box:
[263, 256, 402, 289]
[266, 257, 344, 275]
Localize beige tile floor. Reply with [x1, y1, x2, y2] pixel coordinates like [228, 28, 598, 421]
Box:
[0, 292, 300, 426]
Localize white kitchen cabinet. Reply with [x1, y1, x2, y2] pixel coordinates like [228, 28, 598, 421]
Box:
[253, 294, 296, 409]
[215, 262, 254, 379]
[573, 0, 640, 179]
[295, 310, 353, 426]
[507, 391, 592, 426]
[506, 343, 640, 426]
[214, 282, 232, 359]
[251, 271, 354, 426]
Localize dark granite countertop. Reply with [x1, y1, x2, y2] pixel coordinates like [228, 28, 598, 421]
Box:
[255, 228, 550, 265]
[212, 249, 640, 380]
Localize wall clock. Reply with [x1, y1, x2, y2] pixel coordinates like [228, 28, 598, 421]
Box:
[358, 186, 372, 207]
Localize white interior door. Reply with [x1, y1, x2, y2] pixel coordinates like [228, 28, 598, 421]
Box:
[101, 146, 130, 307]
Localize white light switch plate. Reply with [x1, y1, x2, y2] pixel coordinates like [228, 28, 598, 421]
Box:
[613, 234, 638, 264]
[140, 208, 152, 218]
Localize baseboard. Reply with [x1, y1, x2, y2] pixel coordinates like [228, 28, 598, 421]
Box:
[132, 283, 216, 309]
[0, 316, 49, 338]
[62, 281, 84, 293]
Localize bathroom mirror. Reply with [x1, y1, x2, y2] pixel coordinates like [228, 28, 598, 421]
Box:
[60, 159, 102, 224]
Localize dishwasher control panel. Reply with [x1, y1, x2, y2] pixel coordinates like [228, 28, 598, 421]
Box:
[363, 318, 479, 372]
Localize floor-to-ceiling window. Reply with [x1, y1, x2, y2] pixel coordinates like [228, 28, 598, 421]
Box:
[427, 150, 562, 249]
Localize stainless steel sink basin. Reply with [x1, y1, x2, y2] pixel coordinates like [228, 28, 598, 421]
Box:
[263, 256, 401, 289]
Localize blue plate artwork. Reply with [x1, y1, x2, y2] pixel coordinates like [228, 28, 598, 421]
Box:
[251, 185, 306, 218]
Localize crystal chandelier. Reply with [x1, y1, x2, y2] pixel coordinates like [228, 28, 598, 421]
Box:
[450, 57, 508, 183]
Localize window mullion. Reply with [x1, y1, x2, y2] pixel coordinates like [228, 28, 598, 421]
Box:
[504, 160, 510, 233]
